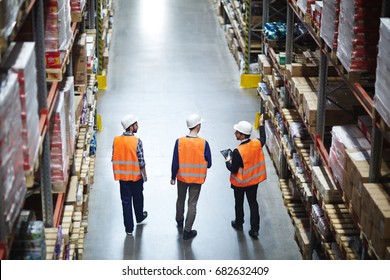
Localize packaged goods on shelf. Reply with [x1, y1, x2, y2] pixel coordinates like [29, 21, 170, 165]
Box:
[320, 0, 340, 50]
[60, 76, 76, 157]
[73, 33, 87, 86]
[328, 125, 371, 188]
[336, 0, 382, 72]
[0, 0, 24, 44]
[265, 120, 276, 155]
[344, 149, 390, 218]
[374, 18, 390, 128]
[312, 166, 342, 203]
[312, 204, 331, 239]
[297, 0, 316, 14]
[49, 91, 69, 191]
[70, 0, 86, 12]
[10, 219, 46, 260]
[361, 183, 390, 259]
[357, 115, 372, 142]
[2, 42, 40, 171]
[313, 1, 323, 28]
[263, 22, 287, 41]
[0, 72, 26, 236]
[44, 0, 72, 69]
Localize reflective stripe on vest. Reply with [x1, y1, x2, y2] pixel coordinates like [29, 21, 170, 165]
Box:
[112, 136, 142, 181]
[230, 139, 267, 187]
[176, 137, 208, 184]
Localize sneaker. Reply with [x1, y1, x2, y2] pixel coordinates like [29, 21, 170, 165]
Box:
[183, 230, 197, 240]
[126, 231, 133, 235]
[248, 230, 259, 239]
[176, 219, 184, 228]
[138, 211, 148, 223]
[231, 220, 243, 231]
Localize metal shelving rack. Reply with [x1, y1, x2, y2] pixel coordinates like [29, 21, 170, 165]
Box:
[0, 0, 100, 259]
[277, 0, 390, 259]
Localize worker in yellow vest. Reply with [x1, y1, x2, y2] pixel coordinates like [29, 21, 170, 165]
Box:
[112, 114, 148, 235]
[225, 119, 267, 239]
[170, 114, 212, 240]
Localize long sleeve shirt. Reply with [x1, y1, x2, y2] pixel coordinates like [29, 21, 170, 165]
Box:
[171, 135, 212, 180]
[226, 125, 266, 174]
[112, 132, 146, 168]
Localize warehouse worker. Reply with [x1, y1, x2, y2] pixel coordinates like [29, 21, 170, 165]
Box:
[170, 114, 212, 240]
[225, 119, 266, 239]
[112, 114, 148, 235]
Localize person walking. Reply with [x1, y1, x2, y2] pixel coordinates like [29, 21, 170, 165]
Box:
[112, 114, 148, 235]
[170, 114, 212, 240]
[225, 119, 266, 239]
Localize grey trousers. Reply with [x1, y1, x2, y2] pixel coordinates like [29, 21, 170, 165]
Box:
[176, 180, 201, 232]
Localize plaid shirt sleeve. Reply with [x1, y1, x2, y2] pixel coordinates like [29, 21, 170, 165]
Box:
[136, 138, 146, 168]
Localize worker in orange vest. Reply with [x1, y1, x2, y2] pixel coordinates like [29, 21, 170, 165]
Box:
[112, 114, 148, 235]
[170, 114, 212, 240]
[225, 119, 266, 239]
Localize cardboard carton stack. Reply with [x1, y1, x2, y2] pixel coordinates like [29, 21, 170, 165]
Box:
[361, 183, 390, 259]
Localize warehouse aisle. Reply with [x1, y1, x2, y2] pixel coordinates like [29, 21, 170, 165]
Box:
[84, 0, 301, 260]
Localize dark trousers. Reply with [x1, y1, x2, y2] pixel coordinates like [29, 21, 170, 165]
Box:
[119, 179, 144, 232]
[233, 185, 259, 231]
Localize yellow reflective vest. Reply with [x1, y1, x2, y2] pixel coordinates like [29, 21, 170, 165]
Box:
[112, 135, 142, 181]
[177, 137, 208, 184]
[230, 139, 267, 187]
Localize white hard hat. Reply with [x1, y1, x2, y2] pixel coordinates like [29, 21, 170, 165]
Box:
[233, 121, 252, 135]
[121, 114, 137, 130]
[186, 114, 204, 129]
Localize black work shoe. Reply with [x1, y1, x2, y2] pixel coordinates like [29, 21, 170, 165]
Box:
[138, 211, 148, 223]
[176, 219, 184, 228]
[231, 220, 243, 231]
[183, 230, 197, 240]
[248, 230, 259, 239]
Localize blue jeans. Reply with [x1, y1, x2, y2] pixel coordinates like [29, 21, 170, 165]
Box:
[119, 179, 144, 232]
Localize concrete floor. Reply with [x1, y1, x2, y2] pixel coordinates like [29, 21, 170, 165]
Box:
[83, 0, 302, 260]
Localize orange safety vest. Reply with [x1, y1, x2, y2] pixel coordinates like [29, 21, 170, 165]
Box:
[176, 137, 208, 184]
[112, 135, 142, 181]
[230, 139, 267, 187]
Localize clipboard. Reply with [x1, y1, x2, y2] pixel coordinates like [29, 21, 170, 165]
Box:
[220, 149, 233, 159]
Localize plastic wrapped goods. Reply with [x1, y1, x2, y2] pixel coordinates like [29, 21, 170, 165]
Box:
[336, 0, 381, 72]
[50, 91, 69, 187]
[329, 125, 371, 186]
[0, 73, 26, 235]
[374, 18, 390, 128]
[0, 0, 24, 42]
[320, 0, 340, 50]
[2, 42, 41, 171]
[60, 76, 76, 157]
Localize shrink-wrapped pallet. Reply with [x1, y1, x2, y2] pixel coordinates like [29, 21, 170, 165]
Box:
[320, 0, 340, 50]
[297, 0, 316, 13]
[44, 0, 72, 69]
[0, 0, 24, 43]
[4, 43, 40, 171]
[337, 0, 381, 72]
[50, 92, 69, 189]
[329, 125, 371, 188]
[60, 76, 76, 157]
[0, 73, 26, 234]
[374, 18, 390, 128]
